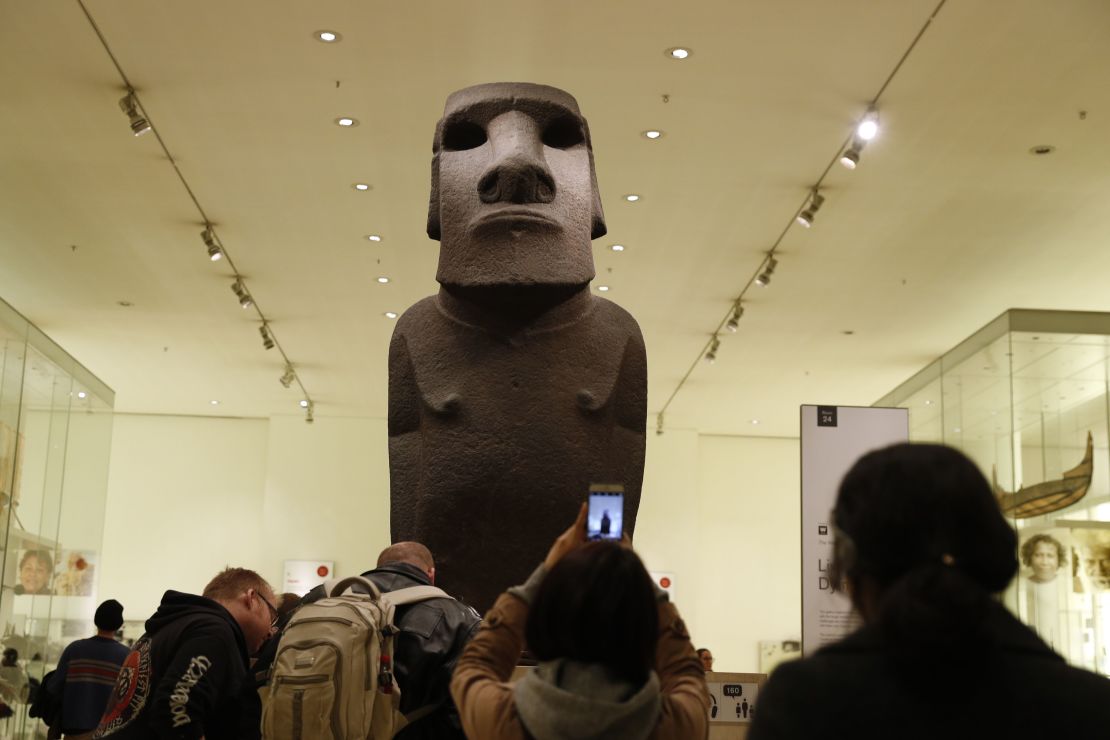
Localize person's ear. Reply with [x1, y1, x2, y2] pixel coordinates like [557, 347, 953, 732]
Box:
[427, 566, 436, 585]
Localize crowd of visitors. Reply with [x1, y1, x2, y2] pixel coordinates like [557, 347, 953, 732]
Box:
[14, 442, 1110, 739]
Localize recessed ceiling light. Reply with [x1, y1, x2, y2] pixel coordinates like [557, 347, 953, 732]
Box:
[315, 30, 342, 42]
[367, 234, 382, 242]
[610, 244, 625, 252]
[925, 400, 933, 406]
[299, 400, 310, 408]
[210, 400, 219, 406]
[384, 311, 398, 319]
[624, 194, 640, 202]
[642, 130, 664, 140]
[598, 285, 610, 292]
[1029, 145, 1055, 156]
[666, 47, 692, 59]
[335, 117, 359, 127]
[353, 183, 371, 191]
[77, 391, 87, 399]
[377, 276, 390, 284]
[954, 427, 961, 433]
[750, 419, 760, 425]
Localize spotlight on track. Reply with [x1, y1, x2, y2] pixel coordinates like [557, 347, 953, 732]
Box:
[279, 365, 295, 388]
[840, 139, 864, 170]
[231, 280, 252, 308]
[796, 191, 825, 228]
[259, 324, 275, 350]
[755, 256, 778, 287]
[857, 106, 880, 141]
[201, 225, 222, 261]
[705, 336, 721, 364]
[726, 303, 744, 333]
[118, 92, 151, 136]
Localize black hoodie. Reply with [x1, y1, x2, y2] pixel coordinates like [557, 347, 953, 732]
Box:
[94, 590, 259, 740]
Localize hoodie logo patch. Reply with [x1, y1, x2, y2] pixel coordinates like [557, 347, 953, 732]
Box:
[94, 637, 152, 737]
[169, 655, 212, 727]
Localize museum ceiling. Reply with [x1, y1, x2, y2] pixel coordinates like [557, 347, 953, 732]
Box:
[1, 0, 1108, 438]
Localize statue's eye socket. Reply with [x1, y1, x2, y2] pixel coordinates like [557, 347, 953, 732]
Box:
[442, 121, 487, 151]
[543, 116, 584, 149]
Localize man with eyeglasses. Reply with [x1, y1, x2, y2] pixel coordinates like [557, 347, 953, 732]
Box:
[94, 567, 278, 740]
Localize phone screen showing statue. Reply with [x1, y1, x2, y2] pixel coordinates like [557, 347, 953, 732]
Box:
[587, 488, 624, 541]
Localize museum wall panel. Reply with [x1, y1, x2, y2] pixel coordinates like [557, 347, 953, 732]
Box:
[99, 414, 269, 614]
[695, 435, 801, 673]
[259, 415, 390, 592]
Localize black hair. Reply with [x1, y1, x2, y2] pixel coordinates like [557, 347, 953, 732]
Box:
[1020, 533, 1066, 569]
[833, 443, 1018, 674]
[525, 542, 658, 686]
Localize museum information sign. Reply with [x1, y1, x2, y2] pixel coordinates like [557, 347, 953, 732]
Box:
[800, 405, 908, 655]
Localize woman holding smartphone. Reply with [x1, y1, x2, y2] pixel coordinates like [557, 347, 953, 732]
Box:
[450, 504, 709, 740]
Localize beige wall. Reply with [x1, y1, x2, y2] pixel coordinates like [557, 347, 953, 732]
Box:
[99, 414, 802, 673]
[100, 415, 270, 612]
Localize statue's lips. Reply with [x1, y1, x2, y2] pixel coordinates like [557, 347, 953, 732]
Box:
[471, 208, 562, 231]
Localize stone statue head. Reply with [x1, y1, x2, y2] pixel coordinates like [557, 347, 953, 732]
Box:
[428, 82, 606, 288]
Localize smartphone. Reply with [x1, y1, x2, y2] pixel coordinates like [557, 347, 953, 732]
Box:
[587, 484, 624, 541]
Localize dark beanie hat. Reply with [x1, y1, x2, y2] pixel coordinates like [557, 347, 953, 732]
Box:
[94, 599, 124, 631]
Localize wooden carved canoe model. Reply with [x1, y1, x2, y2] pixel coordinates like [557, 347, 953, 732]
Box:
[993, 431, 1094, 518]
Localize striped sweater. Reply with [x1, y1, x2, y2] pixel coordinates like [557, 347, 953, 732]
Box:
[46, 635, 130, 733]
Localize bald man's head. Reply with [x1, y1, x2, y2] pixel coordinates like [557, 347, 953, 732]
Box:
[378, 542, 435, 573]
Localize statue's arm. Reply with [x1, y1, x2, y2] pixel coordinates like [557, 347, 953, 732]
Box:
[388, 328, 422, 542]
[614, 328, 648, 435]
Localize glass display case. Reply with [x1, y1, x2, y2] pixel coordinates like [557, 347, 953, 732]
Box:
[0, 297, 113, 737]
[876, 309, 1110, 675]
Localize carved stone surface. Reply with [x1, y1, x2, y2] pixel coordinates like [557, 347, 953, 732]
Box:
[389, 83, 647, 613]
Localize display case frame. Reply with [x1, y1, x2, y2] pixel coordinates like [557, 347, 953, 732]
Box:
[877, 308, 1110, 675]
[0, 296, 114, 736]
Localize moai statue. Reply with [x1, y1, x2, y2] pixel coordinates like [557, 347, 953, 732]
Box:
[388, 82, 647, 613]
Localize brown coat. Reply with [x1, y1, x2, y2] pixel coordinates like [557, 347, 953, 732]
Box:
[450, 592, 709, 740]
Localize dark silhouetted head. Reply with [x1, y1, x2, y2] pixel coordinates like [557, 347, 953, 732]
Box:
[526, 541, 657, 685]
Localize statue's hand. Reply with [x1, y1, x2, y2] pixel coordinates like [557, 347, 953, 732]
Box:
[543, 502, 588, 570]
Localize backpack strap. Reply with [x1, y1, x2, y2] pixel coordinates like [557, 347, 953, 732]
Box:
[325, 575, 382, 599]
[383, 585, 449, 607]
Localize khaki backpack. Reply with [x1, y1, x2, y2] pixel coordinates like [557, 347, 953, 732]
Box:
[262, 576, 447, 740]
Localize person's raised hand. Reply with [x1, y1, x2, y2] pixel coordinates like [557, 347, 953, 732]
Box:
[544, 503, 588, 570]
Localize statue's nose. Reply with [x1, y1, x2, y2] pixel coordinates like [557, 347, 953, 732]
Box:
[478, 111, 555, 204]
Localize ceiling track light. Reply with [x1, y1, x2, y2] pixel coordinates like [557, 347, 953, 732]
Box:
[118, 91, 151, 136]
[755, 256, 778, 287]
[259, 323, 275, 350]
[857, 106, 880, 141]
[231, 279, 252, 308]
[796, 191, 825, 228]
[201, 224, 222, 261]
[279, 365, 295, 388]
[840, 138, 865, 170]
[656, 412, 664, 436]
[726, 303, 745, 332]
[705, 336, 721, 364]
[305, 400, 315, 424]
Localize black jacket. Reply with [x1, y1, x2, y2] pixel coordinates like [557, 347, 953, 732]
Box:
[301, 563, 481, 740]
[95, 591, 259, 740]
[750, 602, 1110, 740]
